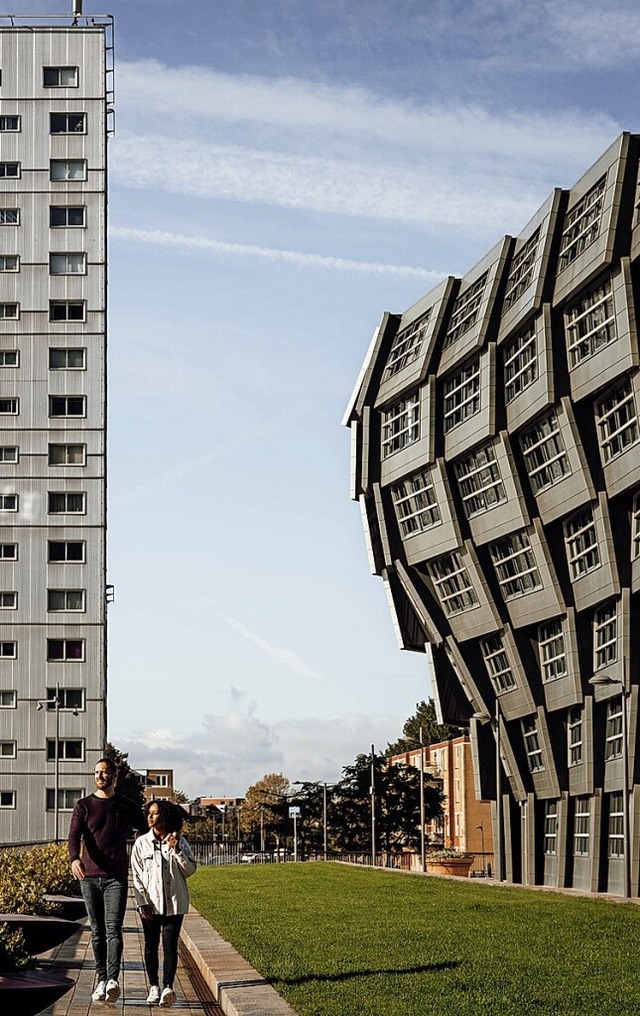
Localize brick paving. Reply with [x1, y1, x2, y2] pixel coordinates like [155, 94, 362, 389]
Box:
[37, 886, 222, 1014]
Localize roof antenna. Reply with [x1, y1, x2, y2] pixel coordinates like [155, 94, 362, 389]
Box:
[72, 0, 83, 24]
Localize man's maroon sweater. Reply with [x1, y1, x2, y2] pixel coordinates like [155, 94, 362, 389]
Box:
[68, 793, 146, 880]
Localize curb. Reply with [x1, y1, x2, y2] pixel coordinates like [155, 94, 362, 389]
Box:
[181, 906, 299, 1016]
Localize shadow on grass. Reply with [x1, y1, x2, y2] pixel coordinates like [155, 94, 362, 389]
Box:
[272, 960, 460, 986]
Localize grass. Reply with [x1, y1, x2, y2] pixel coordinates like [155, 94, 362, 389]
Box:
[189, 861, 640, 1016]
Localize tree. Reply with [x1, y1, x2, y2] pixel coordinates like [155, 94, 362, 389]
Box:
[173, 789, 190, 805]
[386, 699, 465, 755]
[102, 742, 145, 809]
[240, 773, 291, 850]
[332, 751, 443, 852]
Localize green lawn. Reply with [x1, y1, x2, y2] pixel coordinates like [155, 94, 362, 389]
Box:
[189, 862, 640, 1016]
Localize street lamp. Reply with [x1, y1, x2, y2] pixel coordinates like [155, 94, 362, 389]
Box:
[370, 743, 376, 864]
[473, 700, 503, 881]
[477, 823, 485, 875]
[589, 673, 631, 899]
[36, 683, 78, 844]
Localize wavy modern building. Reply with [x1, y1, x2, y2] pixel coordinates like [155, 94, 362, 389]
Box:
[345, 133, 640, 896]
[0, 9, 113, 844]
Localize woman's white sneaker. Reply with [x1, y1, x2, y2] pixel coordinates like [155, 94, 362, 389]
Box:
[159, 986, 176, 1007]
[146, 985, 161, 1004]
[91, 980, 107, 1001]
[105, 979, 121, 1003]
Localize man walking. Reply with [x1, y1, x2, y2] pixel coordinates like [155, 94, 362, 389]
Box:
[68, 757, 146, 1003]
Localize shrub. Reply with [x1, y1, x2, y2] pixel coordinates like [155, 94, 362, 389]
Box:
[0, 844, 75, 915]
[0, 924, 31, 973]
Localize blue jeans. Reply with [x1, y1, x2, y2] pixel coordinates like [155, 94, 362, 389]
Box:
[80, 877, 128, 982]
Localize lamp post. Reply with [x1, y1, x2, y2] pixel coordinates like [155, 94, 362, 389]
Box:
[370, 743, 376, 864]
[36, 683, 78, 844]
[589, 673, 631, 899]
[477, 823, 485, 875]
[419, 726, 426, 872]
[473, 700, 503, 881]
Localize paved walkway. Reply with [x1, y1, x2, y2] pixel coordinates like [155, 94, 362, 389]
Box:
[37, 885, 297, 1016]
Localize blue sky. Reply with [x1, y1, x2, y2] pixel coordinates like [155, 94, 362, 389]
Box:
[11, 0, 640, 797]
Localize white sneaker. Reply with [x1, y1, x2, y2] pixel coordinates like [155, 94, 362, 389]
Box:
[105, 979, 121, 1003]
[146, 985, 161, 1004]
[92, 980, 107, 1001]
[159, 987, 176, 1008]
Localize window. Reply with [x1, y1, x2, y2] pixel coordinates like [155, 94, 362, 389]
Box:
[154, 774, 169, 788]
[428, 552, 477, 615]
[46, 739, 84, 761]
[608, 792, 624, 858]
[454, 442, 505, 517]
[49, 347, 86, 369]
[0, 255, 18, 272]
[49, 396, 86, 418]
[490, 530, 542, 599]
[46, 788, 83, 811]
[48, 492, 85, 514]
[49, 253, 86, 275]
[47, 638, 84, 661]
[503, 323, 537, 403]
[443, 359, 481, 432]
[605, 697, 623, 761]
[564, 507, 600, 579]
[47, 589, 85, 612]
[0, 790, 15, 808]
[0, 544, 17, 560]
[539, 619, 567, 682]
[559, 176, 606, 270]
[0, 690, 17, 706]
[0, 641, 16, 659]
[519, 410, 570, 494]
[391, 470, 440, 536]
[0, 209, 19, 225]
[523, 716, 545, 772]
[0, 163, 20, 178]
[50, 205, 85, 227]
[0, 740, 16, 758]
[0, 303, 19, 319]
[543, 800, 558, 853]
[443, 273, 487, 347]
[574, 797, 590, 856]
[0, 592, 17, 609]
[0, 351, 18, 367]
[46, 687, 84, 711]
[480, 633, 516, 692]
[504, 230, 539, 308]
[595, 378, 639, 462]
[0, 494, 17, 512]
[0, 447, 17, 463]
[0, 116, 19, 132]
[48, 444, 86, 466]
[50, 160, 86, 182]
[383, 311, 431, 379]
[48, 540, 85, 562]
[43, 66, 79, 87]
[594, 601, 617, 670]
[569, 707, 583, 766]
[0, 398, 18, 415]
[49, 113, 85, 134]
[49, 301, 85, 322]
[632, 491, 640, 561]
[565, 275, 615, 367]
[381, 392, 420, 457]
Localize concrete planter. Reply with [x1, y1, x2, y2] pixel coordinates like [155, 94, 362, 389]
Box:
[42, 894, 86, 922]
[0, 914, 82, 955]
[0, 969, 74, 1016]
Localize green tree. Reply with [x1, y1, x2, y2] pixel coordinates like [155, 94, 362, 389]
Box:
[103, 742, 145, 809]
[240, 773, 291, 850]
[332, 751, 443, 852]
[386, 699, 464, 755]
[173, 789, 190, 805]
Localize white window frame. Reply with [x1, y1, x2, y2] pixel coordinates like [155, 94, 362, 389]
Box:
[504, 230, 540, 308]
[49, 395, 86, 418]
[49, 252, 86, 275]
[383, 311, 431, 379]
[0, 255, 18, 272]
[0, 350, 18, 367]
[565, 275, 615, 367]
[48, 492, 86, 515]
[0, 790, 16, 808]
[49, 205, 85, 228]
[443, 273, 487, 347]
[454, 442, 505, 517]
[43, 66, 79, 87]
[564, 507, 600, 579]
[49, 112, 86, 135]
[46, 738, 85, 762]
[523, 716, 545, 773]
[48, 444, 86, 466]
[480, 633, 516, 692]
[0, 689, 17, 707]
[0, 303, 19, 319]
[46, 638, 85, 662]
[46, 788, 84, 811]
[608, 791, 624, 858]
[47, 589, 85, 612]
[490, 530, 542, 599]
[428, 552, 478, 615]
[48, 540, 85, 563]
[539, 619, 567, 682]
[559, 176, 606, 270]
[596, 378, 640, 462]
[49, 300, 86, 322]
[503, 322, 537, 403]
[0, 209, 19, 225]
[381, 392, 420, 457]
[573, 797, 590, 855]
[0, 163, 20, 179]
[49, 159, 87, 182]
[0, 591, 17, 609]
[443, 359, 481, 432]
[594, 601, 617, 670]
[0, 398, 18, 415]
[0, 544, 17, 560]
[391, 469, 440, 537]
[0, 494, 17, 512]
[0, 740, 16, 758]
[543, 800, 558, 853]
[568, 707, 583, 767]
[49, 348, 86, 370]
[605, 697, 623, 761]
[519, 411, 570, 493]
[46, 687, 84, 712]
[0, 447, 17, 463]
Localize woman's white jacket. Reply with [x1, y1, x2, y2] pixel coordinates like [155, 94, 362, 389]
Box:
[131, 830, 197, 916]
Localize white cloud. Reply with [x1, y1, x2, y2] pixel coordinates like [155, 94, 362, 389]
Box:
[213, 609, 325, 683]
[109, 226, 442, 279]
[115, 705, 403, 798]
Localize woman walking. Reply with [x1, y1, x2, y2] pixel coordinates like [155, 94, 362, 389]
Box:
[131, 800, 196, 1008]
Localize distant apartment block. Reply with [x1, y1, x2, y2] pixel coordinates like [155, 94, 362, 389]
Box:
[346, 133, 640, 895]
[137, 768, 175, 804]
[0, 13, 113, 843]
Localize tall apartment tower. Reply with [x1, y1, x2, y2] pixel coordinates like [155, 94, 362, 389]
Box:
[346, 133, 640, 896]
[0, 13, 112, 843]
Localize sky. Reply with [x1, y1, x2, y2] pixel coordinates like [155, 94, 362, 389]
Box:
[8, 0, 640, 798]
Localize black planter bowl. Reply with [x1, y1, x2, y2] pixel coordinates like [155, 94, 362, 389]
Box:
[0, 969, 74, 1016]
[0, 914, 82, 955]
[42, 893, 86, 922]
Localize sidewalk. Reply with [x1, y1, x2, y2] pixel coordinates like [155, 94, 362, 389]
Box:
[37, 885, 297, 1016]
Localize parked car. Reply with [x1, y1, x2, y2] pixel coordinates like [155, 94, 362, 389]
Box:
[240, 852, 272, 864]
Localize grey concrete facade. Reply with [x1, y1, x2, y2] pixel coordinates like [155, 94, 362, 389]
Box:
[345, 132, 640, 895]
[0, 15, 111, 843]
